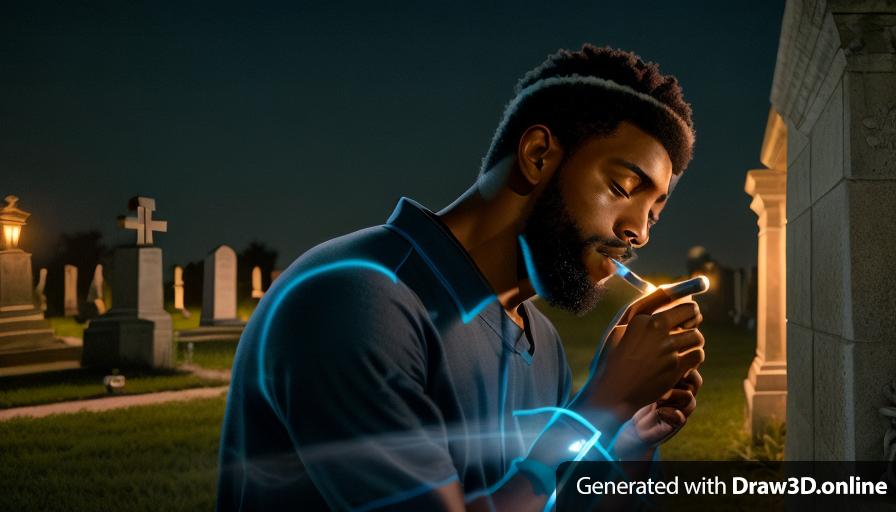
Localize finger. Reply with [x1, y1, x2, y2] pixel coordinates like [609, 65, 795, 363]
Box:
[619, 287, 676, 324]
[652, 302, 701, 331]
[656, 406, 687, 427]
[635, 414, 678, 441]
[634, 406, 683, 433]
[678, 302, 704, 330]
[677, 369, 703, 396]
[678, 347, 705, 372]
[657, 389, 697, 416]
[606, 325, 626, 345]
[668, 329, 704, 353]
[632, 402, 656, 422]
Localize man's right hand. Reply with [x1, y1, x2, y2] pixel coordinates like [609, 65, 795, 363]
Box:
[571, 300, 705, 428]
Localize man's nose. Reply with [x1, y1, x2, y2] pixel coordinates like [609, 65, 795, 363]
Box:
[615, 208, 650, 248]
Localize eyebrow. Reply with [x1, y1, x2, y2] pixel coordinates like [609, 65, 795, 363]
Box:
[609, 157, 668, 203]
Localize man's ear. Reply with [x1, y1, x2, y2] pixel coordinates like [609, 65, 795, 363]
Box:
[515, 125, 564, 193]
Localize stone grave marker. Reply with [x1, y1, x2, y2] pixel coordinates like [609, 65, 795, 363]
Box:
[201, 245, 241, 326]
[82, 196, 173, 369]
[251, 265, 263, 299]
[63, 264, 78, 317]
[86, 264, 107, 315]
[34, 267, 47, 312]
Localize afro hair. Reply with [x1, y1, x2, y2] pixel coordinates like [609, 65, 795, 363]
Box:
[482, 44, 695, 175]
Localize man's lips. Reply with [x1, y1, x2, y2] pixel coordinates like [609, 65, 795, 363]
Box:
[596, 247, 629, 261]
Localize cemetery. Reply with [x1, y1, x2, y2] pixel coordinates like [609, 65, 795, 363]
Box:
[0, 191, 764, 509]
[3, 0, 896, 510]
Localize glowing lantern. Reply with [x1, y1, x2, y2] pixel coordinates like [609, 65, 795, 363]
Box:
[0, 195, 30, 250]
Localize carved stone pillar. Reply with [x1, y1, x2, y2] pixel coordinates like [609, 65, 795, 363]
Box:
[744, 142, 787, 438]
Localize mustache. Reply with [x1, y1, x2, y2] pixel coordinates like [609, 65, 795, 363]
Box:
[582, 235, 636, 262]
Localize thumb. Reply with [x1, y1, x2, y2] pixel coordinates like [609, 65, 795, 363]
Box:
[619, 287, 675, 324]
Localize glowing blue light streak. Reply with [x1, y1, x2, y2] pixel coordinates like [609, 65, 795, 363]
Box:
[353, 475, 460, 512]
[385, 224, 496, 324]
[462, 296, 496, 324]
[518, 234, 548, 299]
[256, 259, 399, 411]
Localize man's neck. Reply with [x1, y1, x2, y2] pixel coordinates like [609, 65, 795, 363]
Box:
[437, 180, 536, 327]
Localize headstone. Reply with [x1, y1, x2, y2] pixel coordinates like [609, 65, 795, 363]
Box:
[63, 264, 78, 317]
[173, 264, 190, 319]
[118, 197, 167, 245]
[251, 265, 264, 299]
[34, 267, 47, 312]
[82, 196, 173, 369]
[173, 265, 185, 311]
[200, 245, 242, 326]
[86, 264, 107, 315]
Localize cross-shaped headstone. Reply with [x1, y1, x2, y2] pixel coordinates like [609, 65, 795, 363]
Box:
[117, 196, 168, 246]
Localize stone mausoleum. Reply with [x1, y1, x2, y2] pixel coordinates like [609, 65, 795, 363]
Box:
[743, 0, 896, 461]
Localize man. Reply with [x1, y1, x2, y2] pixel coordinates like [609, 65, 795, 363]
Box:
[217, 44, 704, 511]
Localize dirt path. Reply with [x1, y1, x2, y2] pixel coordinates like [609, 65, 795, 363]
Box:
[0, 385, 229, 422]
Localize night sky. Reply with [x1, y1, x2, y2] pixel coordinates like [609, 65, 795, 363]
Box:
[1, 1, 784, 276]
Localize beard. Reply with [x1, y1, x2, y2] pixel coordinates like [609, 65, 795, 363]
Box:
[521, 173, 630, 316]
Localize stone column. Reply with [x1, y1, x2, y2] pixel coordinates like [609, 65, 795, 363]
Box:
[744, 165, 787, 438]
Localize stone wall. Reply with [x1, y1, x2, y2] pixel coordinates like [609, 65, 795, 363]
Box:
[773, 0, 896, 460]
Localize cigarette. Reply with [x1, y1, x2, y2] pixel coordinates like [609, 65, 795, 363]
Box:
[611, 259, 710, 299]
[611, 259, 654, 294]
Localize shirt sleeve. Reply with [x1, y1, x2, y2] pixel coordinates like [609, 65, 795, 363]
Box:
[260, 267, 459, 510]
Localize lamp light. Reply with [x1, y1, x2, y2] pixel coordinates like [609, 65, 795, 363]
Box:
[0, 195, 29, 250]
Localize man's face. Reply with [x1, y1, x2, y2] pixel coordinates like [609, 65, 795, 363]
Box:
[522, 121, 675, 314]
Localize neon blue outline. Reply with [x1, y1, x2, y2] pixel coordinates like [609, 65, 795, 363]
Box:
[353, 474, 460, 512]
[384, 224, 496, 324]
[256, 259, 399, 410]
[462, 296, 495, 324]
[512, 406, 624, 512]
[517, 234, 548, 299]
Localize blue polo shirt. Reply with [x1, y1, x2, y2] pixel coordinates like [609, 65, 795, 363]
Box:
[217, 197, 573, 511]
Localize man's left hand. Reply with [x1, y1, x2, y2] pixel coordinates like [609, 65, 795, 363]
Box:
[611, 369, 703, 460]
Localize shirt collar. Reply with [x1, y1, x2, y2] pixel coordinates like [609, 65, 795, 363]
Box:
[385, 197, 496, 323]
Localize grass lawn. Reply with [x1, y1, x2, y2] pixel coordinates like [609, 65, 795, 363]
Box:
[176, 340, 239, 370]
[0, 396, 226, 512]
[0, 339, 239, 409]
[47, 316, 88, 338]
[10, 308, 244, 410]
[47, 302, 258, 338]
